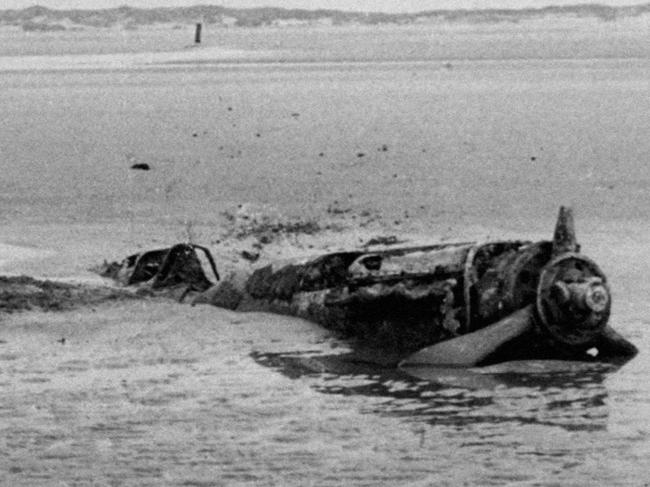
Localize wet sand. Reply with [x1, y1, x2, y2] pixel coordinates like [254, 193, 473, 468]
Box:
[1, 298, 647, 486]
[1, 24, 650, 486]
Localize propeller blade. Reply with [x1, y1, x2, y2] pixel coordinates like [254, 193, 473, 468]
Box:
[552, 206, 579, 256]
[595, 325, 638, 361]
[400, 305, 535, 367]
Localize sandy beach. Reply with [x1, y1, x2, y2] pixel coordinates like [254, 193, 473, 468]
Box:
[1, 21, 650, 485]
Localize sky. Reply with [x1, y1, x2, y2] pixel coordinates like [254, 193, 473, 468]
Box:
[2, 0, 647, 12]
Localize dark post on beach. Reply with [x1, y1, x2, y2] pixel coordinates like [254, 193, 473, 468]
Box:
[194, 23, 202, 44]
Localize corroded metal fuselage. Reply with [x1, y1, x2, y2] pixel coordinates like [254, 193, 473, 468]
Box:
[102, 207, 638, 366]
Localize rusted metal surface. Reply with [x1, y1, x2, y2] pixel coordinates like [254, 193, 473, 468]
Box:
[99, 243, 219, 299]
[102, 207, 637, 365]
[552, 205, 580, 256]
[536, 253, 610, 347]
[208, 239, 555, 355]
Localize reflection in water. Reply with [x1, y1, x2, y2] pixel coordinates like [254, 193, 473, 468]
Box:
[251, 350, 618, 432]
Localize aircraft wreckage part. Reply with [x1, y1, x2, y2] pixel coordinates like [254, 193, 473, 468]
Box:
[595, 326, 638, 360]
[101, 243, 219, 293]
[464, 240, 552, 332]
[150, 243, 220, 289]
[551, 205, 580, 256]
[196, 206, 634, 362]
[400, 306, 535, 367]
[103, 206, 637, 365]
[536, 253, 610, 347]
[196, 238, 564, 355]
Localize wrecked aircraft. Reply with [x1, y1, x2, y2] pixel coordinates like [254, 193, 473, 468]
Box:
[100, 207, 638, 367]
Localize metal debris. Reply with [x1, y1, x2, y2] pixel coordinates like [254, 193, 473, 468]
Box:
[103, 207, 638, 366]
[99, 243, 219, 301]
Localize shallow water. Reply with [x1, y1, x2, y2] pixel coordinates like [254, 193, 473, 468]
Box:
[1, 26, 650, 485]
[0, 299, 648, 486]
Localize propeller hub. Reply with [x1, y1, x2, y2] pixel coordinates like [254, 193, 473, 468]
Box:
[536, 254, 610, 347]
[551, 278, 610, 314]
[584, 281, 609, 313]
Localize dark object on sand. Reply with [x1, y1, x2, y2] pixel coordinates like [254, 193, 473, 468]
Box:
[241, 250, 260, 262]
[192, 206, 636, 366]
[130, 163, 150, 171]
[104, 207, 637, 367]
[99, 243, 219, 300]
[194, 22, 202, 44]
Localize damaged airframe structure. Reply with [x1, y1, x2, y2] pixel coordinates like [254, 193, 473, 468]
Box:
[100, 207, 638, 367]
